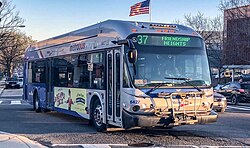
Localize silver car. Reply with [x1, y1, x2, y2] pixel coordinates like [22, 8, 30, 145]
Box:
[213, 92, 227, 112]
[17, 78, 23, 88]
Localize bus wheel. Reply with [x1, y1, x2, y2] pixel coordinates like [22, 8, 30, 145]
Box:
[92, 100, 106, 132]
[34, 92, 41, 112]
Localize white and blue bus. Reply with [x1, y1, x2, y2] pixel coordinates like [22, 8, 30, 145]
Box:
[23, 20, 217, 131]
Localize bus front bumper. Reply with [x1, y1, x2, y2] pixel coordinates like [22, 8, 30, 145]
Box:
[122, 110, 218, 129]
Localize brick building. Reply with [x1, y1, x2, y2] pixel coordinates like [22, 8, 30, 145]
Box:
[224, 5, 250, 65]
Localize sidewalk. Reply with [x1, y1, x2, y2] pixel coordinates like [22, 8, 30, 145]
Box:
[0, 132, 46, 148]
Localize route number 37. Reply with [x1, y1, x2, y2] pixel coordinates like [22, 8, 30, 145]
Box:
[137, 35, 148, 45]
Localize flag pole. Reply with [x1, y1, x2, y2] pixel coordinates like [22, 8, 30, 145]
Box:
[149, 0, 152, 22]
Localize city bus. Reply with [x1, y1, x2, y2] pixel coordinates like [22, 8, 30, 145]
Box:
[23, 20, 217, 131]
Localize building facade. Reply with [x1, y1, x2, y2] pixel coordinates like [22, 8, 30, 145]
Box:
[224, 5, 250, 65]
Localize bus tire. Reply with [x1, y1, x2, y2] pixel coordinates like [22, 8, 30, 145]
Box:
[92, 99, 106, 132]
[33, 92, 41, 112]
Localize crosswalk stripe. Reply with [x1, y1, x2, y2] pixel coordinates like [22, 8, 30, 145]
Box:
[227, 106, 250, 111]
[234, 105, 250, 109]
[0, 100, 26, 105]
[11, 100, 21, 105]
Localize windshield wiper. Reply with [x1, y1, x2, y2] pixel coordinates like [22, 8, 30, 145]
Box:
[164, 77, 202, 92]
[145, 82, 172, 95]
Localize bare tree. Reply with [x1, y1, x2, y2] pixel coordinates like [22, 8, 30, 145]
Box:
[0, 0, 24, 47]
[183, 12, 224, 83]
[0, 31, 34, 77]
[0, 0, 30, 77]
[219, 0, 250, 10]
[184, 12, 223, 41]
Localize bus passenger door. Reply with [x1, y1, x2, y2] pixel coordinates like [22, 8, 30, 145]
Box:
[107, 49, 122, 127]
[46, 59, 53, 108]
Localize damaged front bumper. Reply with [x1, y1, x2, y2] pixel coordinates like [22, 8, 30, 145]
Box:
[122, 109, 218, 129]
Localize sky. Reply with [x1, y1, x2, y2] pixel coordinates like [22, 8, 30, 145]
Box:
[11, 0, 222, 41]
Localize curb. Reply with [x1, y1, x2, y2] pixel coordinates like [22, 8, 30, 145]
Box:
[0, 131, 47, 148]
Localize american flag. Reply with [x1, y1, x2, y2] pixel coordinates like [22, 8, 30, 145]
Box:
[129, 0, 150, 17]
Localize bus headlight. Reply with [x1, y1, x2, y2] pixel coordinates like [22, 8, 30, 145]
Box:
[132, 105, 140, 112]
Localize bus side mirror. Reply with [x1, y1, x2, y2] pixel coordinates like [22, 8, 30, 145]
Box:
[128, 49, 137, 63]
[112, 39, 138, 63]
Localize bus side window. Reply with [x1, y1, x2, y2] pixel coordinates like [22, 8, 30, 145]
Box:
[123, 62, 130, 88]
[32, 61, 46, 83]
[92, 52, 105, 89]
[76, 52, 105, 89]
[53, 56, 75, 87]
[58, 67, 68, 87]
[79, 68, 89, 88]
[93, 64, 105, 89]
[28, 62, 32, 83]
[54, 58, 68, 87]
[77, 54, 90, 88]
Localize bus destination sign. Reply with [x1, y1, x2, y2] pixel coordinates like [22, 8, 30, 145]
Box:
[135, 35, 201, 47]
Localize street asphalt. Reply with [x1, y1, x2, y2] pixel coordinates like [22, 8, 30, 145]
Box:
[0, 87, 47, 148]
[0, 88, 250, 147]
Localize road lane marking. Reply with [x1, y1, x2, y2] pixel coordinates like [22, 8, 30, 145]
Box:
[203, 146, 245, 148]
[228, 105, 250, 109]
[1, 95, 22, 98]
[227, 105, 250, 111]
[11, 100, 21, 105]
[51, 144, 244, 148]
[168, 146, 243, 148]
[235, 105, 250, 109]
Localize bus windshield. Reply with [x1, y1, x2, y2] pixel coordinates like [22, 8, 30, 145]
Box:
[126, 34, 211, 88]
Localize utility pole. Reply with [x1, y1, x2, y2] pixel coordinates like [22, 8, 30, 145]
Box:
[0, 2, 2, 22]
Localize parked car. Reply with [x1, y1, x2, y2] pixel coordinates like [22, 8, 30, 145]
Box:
[215, 81, 250, 105]
[214, 84, 223, 91]
[213, 92, 227, 112]
[17, 78, 23, 88]
[222, 71, 232, 78]
[5, 77, 23, 89]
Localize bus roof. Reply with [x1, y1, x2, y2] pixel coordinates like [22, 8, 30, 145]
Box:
[25, 20, 202, 60]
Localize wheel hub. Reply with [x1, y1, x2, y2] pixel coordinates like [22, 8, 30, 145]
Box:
[35, 97, 39, 110]
[232, 97, 236, 104]
[94, 105, 103, 126]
